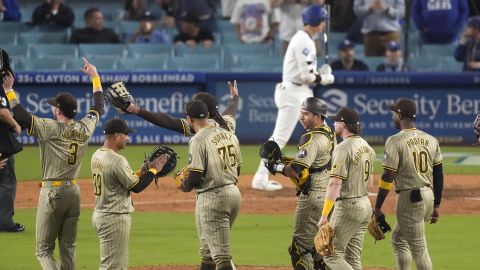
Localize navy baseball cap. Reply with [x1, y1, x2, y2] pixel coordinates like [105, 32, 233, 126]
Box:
[328, 107, 360, 125]
[337, 39, 355, 50]
[388, 98, 416, 118]
[104, 119, 135, 135]
[467, 16, 480, 30]
[185, 100, 208, 119]
[141, 11, 156, 21]
[386, 41, 400, 51]
[47, 92, 78, 119]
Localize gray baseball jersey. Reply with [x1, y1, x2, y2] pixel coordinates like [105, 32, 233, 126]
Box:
[384, 128, 442, 270]
[325, 136, 375, 270]
[189, 126, 242, 265]
[32, 109, 99, 270]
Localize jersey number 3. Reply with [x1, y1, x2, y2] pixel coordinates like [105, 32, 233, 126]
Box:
[68, 143, 79, 165]
[217, 145, 237, 170]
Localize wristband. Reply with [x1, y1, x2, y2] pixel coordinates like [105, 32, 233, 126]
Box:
[135, 169, 142, 177]
[321, 199, 335, 217]
[148, 168, 158, 175]
[379, 179, 393, 190]
[92, 76, 102, 89]
[6, 90, 17, 101]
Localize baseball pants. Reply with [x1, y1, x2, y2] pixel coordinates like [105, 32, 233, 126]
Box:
[0, 156, 17, 229]
[36, 184, 80, 270]
[92, 211, 131, 270]
[292, 189, 325, 269]
[254, 83, 313, 176]
[392, 187, 434, 270]
[195, 184, 241, 265]
[325, 196, 371, 270]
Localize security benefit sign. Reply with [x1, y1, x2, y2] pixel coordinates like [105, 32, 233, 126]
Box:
[320, 87, 480, 144]
[14, 84, 198, 145]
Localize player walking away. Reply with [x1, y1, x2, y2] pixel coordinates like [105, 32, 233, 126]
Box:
[126, 80, 239, 136]
[260, 97, 335, 270]
[251, 4, 335, 191]
[91, 119, 168, 270]
[318, 107, 375, 270]
[177, 100, 242, 270]
[3, 58, 104, 270]
[374, 98, 444, 270]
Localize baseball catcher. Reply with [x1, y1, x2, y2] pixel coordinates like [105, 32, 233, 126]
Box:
[367, 213, 392, 241]
[142, 145, 178, 186]
[474, 114, 480, 143]
[104, 82, 134, 113]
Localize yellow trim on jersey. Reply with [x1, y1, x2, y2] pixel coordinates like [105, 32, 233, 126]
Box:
[379, 179, 393, 190]
[321, 199, 335, 217]
[433, 160, 443, 166]
[382, 165, 397, 172]
[330, 174, 346, 180]
[404, 128, 417, 131]
[41, 179, 78, 187]
[27, 115, 35, 135]
[128, 177, 140, 190]
[181, 119, 188, 136]
[88, 109, 100, 119]
[189, 168, 204, 173]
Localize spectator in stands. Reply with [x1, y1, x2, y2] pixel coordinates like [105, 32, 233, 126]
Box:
[377, 41, 409, 72]
[231, 0, 280, 43]
[331, 39, 369, 71]
[127, 11, 169, 43]
[412, 0, 468, 44]
[354, 0, 405, 56]
[70, 7, 120, 44]
[454, 16, 480, 71]
[149, 0, 176, 28]
[0, 0, 21, 21]
[32, 0, 74, 28]
[221, 0, 239, 19]
[330, 0, 357, 32]
[174, 12, 214, 48]
[118, 0, 146, 21]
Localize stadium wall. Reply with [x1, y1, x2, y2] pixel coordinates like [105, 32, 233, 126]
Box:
[15, 71, 480, 145]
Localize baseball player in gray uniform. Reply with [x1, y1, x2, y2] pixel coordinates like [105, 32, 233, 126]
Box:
[374, 98, 444, 270]
[318, 107, 375, 270]
[91, 119, 167, 270]
[177, 100, 242, 270]
[3, 58, 104, 270]
[261, 97, 335, 270]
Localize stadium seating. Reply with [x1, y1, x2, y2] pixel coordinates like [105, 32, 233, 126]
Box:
[410, 56, 441, 72]
[361, 56, 385, 71]
[66, 58, 117, 71]
[79, 44, 126, 59]
[118, 56, 169, 71]
[0, 22, 28, 33]
[127, 43, 173, 58]
[0, 33, 17, 45]
[229, 55, 283, 72]
[175, 43, 222, 57]
[16, 58, 66, 71]
[420, 43, 458, 57]
[18, 32, 68, 44]
[0, 45, 29, 59]
[440, 57, 463, 72]
[169, 55, 221, 72]
[31, 44, 78, 59]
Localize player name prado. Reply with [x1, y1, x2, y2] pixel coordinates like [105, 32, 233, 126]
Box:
[406, 137, 430, 148]
[211, 131, 233, 145]
[352, 145, 373, 165]
[61, 129, 91, 142]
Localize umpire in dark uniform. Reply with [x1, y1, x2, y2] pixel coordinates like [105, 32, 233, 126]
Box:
[0, 49, 24, 232]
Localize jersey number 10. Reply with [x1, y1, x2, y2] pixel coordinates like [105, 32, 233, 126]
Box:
[412, 151, 429, 174]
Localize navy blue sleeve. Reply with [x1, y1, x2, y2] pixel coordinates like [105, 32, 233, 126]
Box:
[454, 44, 467, 62]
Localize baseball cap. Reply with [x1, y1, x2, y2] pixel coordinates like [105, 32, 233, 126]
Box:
[467, 16, 480, 30]
[386, 41, 400, 51]
[328, 107, 360, 125]
[185, 100, 208, 119]
[388, 98, 416, 118]
[47, 92, 78, 119]
[337, 39, 355, 50]
[104, 119, 135, 135]
[140, 11, 156, 21]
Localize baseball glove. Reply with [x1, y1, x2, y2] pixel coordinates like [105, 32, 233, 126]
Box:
[474, 114, 480, 143]
[105, 82, 134, 113]
[367, 214, 392, 241]
[259, 140, 283, 174]
[145, 145, 178, 186]
[314, 222, 335, 256]
[173, 165, 190, 189]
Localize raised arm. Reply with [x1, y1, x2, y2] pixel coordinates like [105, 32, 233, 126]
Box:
[222, 80, 240, 116]
[80, 57, 104, 116]
[3, 71, 32, 131]
[127, 103, 186, 134]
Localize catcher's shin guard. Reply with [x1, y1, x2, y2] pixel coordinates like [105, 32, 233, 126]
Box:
[288, 238, 310, 270]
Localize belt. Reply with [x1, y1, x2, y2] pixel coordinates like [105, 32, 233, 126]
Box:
[291, 81, 302, 86]
[395, 184, 431, 194]
[336, 196, 362, 201]
[41, 180, 78, 187]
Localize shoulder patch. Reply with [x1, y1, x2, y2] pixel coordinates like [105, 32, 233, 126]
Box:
[298, 133, 312, 147]
[296, 148, 307, 159]
[302, 47, 310, 56]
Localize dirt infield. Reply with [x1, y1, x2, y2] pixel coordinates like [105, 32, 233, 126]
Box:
[14, 174, 479, 270]
[15, 174, 480, 215]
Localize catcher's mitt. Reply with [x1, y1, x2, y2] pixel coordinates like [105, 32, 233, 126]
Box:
[259, 140, 283, 174]
[173, 165, 190, 190]
[314, 222, 335, 256]
[105, 82, 134, 113]
[145, 145, 178, 186]
[474, 114, 480, 143]
[367, 214, 392, 241]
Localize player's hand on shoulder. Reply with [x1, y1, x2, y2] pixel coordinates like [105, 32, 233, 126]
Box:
[80, 57, 99, 77]
[2, 71, 14, 91]
[228, 80, 238, 97]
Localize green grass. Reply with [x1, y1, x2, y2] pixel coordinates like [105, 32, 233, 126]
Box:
[1, 209, 478, 269]
[13, 145, 480, 181]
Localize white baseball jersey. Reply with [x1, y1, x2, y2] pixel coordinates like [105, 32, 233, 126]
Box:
[283, 30, 318, 84]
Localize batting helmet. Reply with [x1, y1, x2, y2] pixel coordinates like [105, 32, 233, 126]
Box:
[301, 97, 328, 116]
[302, 5, 329, 27]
